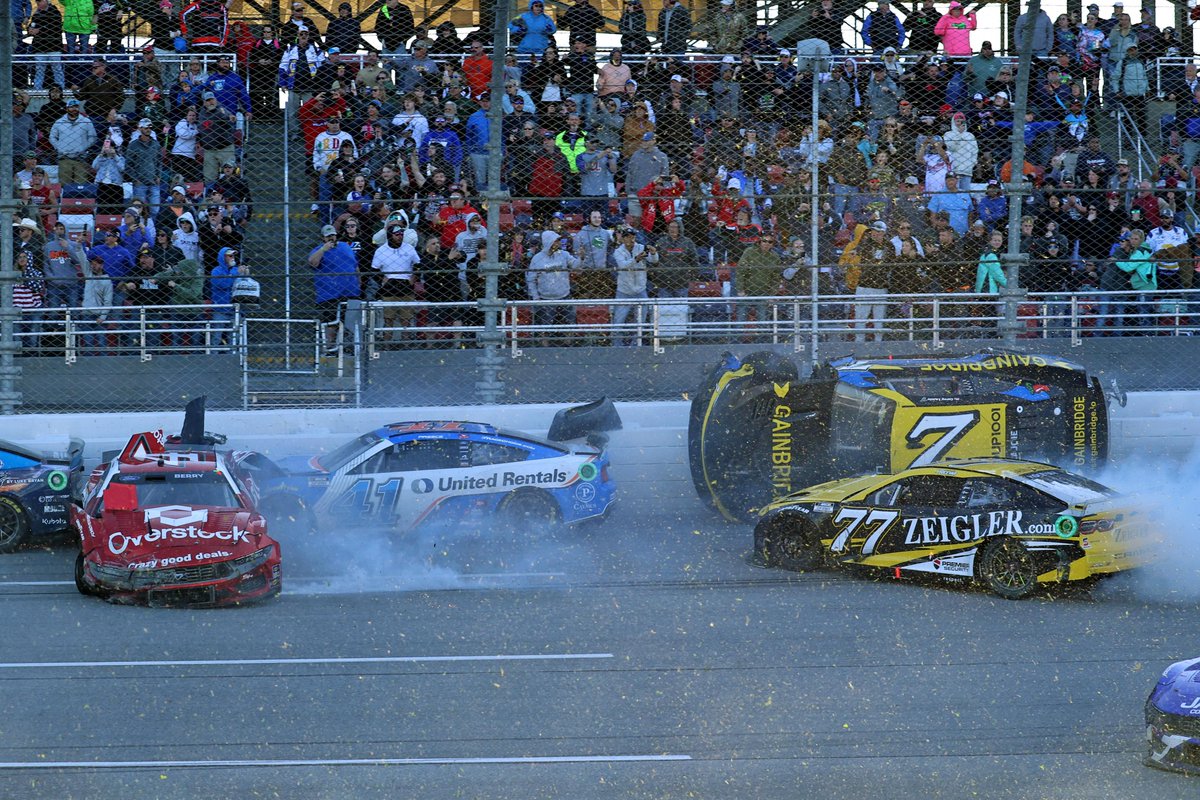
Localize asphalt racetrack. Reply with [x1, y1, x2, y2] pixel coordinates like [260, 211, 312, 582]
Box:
[1, 476, 1198, 799]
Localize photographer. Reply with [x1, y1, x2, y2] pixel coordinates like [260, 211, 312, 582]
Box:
[576, 139, 619, 218]
[611, 227, 654, 346]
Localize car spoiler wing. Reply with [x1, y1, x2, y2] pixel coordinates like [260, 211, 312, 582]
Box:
[547, 398, 623, 447]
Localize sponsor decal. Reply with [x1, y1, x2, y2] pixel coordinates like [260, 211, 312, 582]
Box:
[932, 557, 971, 574]
[901, 510, 1026, 545]
[813, 502, 834, 513]
[1055, 515, 1078, 538]
[578, 462, 598, 482]
[1081, 536, 1091, 549]
[411, 478, 435, 494]
[1182, 697, 1200, 713]
[770, 398, 793, 500]
[145, 506, 209, 526]
[891, 405, 1004, 470]
[46, 471, 69, 491]
[107, 526, 250, 555]
[42, 504, 66, 514]
[574, 482, 596, 503]
[308, 476, 330, 487]
[918, 354, 1049, 372]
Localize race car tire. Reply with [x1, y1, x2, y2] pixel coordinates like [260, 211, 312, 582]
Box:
[977, 537, 1039, 600]
[499, 489, 560, 527]
[758, 516, 823, 572]
[74, 551, 108, 598]
[0, 496, 30, 553]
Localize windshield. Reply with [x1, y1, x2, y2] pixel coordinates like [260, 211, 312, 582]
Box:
[112, 472, 239, 509]
[316, 433, 381, 472]
[1019, 469, 1118, 505]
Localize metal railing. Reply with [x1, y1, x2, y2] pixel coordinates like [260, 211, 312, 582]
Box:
[16, 303, 238, 362]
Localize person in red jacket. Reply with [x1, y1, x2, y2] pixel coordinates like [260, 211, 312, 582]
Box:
[528, 135, 570, 220]
[180, 0, 231, 49]
[462, 38, 493, 100]
[435, 187, 480, 249]
[636, 172, 685, 236]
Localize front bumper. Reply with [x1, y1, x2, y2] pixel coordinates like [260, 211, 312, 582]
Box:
[81, 553, 282, 608]
[1145, 702, 1200, 774]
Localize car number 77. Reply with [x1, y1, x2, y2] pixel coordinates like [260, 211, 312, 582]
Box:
[830, 507, 901, 556]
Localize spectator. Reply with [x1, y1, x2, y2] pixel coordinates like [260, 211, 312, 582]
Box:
[1113, 43, 1149, 130]
[576, 139, 618, 217]
[1014, 6, 1053, 57]
[862, 0, 905, 52]
[572, 208, 613, 299]
[207, 246, 241, 346]
[80, 255, 114, 354]
[965, 40, 1002, 96]
[197, 90, 237, 182]
[1115, 228, 1154, 330]
[306, 225, 360, 352]
[248, 24, 283, 117]
[462, 38, 492, 99]
[61, 0, 94, 53]
[974, 229, 1007, 315]
[213, 161, 252, 215]
[278, 29, 326, 99]
[905, 0, 940, 53]
[374, 0, 415, 69]
[133, 47, 165, 95]
[124, 120, 164, 213]
[650, 218, 698, 298]
[735, 231, 782, 334]
[934, 2, 976, 56]
[976, 179, 1007, 229]
[419, 115, 463, 181]
[395, 38, 438, 94]
[847, 221, 892, 342]
[180, 0, 230, 49]
[169, 107, 201, 181]
[698, 0, 747, 55]
[562, 0, 603, 48]
[929, 174, 972, 236]
[89, 138, 125, 213]
[149, 227, 185, 270]
[153, 256, 204, 349]
[420, 235, 462, 338]
[611, 226, 651, 345]
[42, 222, 87, 309]
[464, 92, 492, 190]
[326, 2, 368, 54]
[943, 112, 978, 190]
[618, 0, 650, 54]
[511, 0, 557, 55]
[526, 229, 580, 343]
[371, 222, 420, 344]
[198, 206, 243, 275]
[205, 53, 253, 123]
[805, 0, 844, 52]
[171, 211, 200, 262]
[118, 207, 153, 254]
[656, 0, 690, 55]
[73, 58, 124, 118]
[28, 0, 64, 90]
[88, 228, 134, 310]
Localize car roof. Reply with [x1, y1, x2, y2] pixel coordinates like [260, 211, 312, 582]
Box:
[115, 449, 222, 475]
[379, 421, 498, 439]
[830, 352, 1085, 375]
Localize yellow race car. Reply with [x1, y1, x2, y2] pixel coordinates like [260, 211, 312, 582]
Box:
[754, 458, 1156, 599]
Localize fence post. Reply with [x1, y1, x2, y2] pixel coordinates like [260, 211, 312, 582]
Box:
[0, 4, 22, 414]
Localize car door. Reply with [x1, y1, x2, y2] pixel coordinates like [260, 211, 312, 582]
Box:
[961, 477, 1062, 542]
[886, 474, 971, 557]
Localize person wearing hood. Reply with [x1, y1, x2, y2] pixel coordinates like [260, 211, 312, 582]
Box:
[152, 256, 204, 348]
[1014, 7, 1053, 57]
[526, 229, 581, 344]
[171, 211, 201, 264]
[510, 0, 557, 55]
[371, 222, 420, 344]
[209, 246, 243, 347]
[942, 111, 978, 190]
[451, 212, 488, 328]
[935, 2, 976, 56]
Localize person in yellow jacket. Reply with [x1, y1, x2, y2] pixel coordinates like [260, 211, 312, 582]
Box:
[843, 220, 893, 342]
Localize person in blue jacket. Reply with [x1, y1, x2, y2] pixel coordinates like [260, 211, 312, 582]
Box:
[861, 0, 905, 52]
[209, 245, 241, 347]
[419, 115, 464, 182]
[204, 54, 253, 122]
[464, 92, 492, 191]
[307, 224, 361, 353]
[510, 0, 557, 55]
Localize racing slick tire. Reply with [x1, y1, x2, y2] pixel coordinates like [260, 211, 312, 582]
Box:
[977, 537, 1039, 600]
[757, 516, 824, 572]
[0, 496, 30, 553]
[499, 489, 561, 528]
[74, 551, 108, 598]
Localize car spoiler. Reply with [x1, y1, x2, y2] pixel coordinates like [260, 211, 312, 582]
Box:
[102, 397, 228, 463]
[547, 398, 623, 447]
[45, 437, 85, 471]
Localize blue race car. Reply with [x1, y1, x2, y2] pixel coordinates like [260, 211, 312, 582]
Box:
[1145, 657, 1200, 774]
[0, 438, 84, 552]
[256, 400, 621, 531]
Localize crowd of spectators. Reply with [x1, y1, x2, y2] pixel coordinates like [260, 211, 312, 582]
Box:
[9, 0, 1200, 352]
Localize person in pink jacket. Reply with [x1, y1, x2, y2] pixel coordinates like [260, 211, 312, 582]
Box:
[934, 1, 977, 56]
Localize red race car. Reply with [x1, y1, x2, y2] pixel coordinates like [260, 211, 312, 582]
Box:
[73, 426, 282, 607]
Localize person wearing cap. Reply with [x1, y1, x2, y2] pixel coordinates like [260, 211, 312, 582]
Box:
[305, 225, 360, 353]
[577, 138, 619, 218]
[86, 227, 135, 327]
[562, 36, 598, 127]
[197, 88, 237, 183]
[418, 113, 463, 183]
[611, 226, 653, 345]
[80, 254, 114, 355]
[324, 1, 368, 55]
[934, 2, 976, 56]
[964, 40, 1001, 96]
[395, 38, 439, 94]
[928, 173, 972, 236]
[697, 0, 747, 55]
[846, 220, 892, 343]
[561, 0, 604, 48]
[202, 53, 253, 125]
[623, 131, 669, 221]
[1104, 11, 1137, 98]
[734, 230, 783, 338]
[510, 0, 558, 55]
[42, 221, 87, 311]
[861, 0, 905, 53]
[464, 92, 494, 191]
[124, 118, 164, 214]
[656, 0, 691, 56]
[13, 219, 43, 275]
[905, 0, 940, 53]
[278, 29, 326, 100]
[74, 58, 125, 118]
[49, 98, 97, 185]
[1113, 40, 1149, 130]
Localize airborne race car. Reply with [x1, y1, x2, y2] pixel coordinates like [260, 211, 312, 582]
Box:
[754, 458, 1157, 599]
[254, 399, 622, 532]
[1146, 657, 1200, 774]
[73, 426, 282, 608]
[690, 351, 1117, 521]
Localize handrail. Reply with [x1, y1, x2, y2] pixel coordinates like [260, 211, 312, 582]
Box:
[19, 303, 238, 363]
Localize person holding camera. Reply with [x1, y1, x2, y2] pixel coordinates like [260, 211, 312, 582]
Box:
[611, 227, 654, 346]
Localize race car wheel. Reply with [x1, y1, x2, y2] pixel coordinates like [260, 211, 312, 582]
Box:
[759, 517, 823, 572]
[0, 496, 30, 553]
[499, 490, 560, 528]
[74, 551, 107, 598]
[978, 537, 1039, 600]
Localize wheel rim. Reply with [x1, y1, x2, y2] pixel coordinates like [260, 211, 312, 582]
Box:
[990, 541, 1036, 591]
[0, 502, 23, 546]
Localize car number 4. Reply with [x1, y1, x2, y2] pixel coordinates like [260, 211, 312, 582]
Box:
[830, 508, 900, 555]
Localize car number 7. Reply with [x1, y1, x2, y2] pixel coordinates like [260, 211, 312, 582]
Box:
[831, 507, 901, 555]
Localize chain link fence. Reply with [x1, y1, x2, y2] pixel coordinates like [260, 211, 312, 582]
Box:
[8, 17, 1200, 412]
